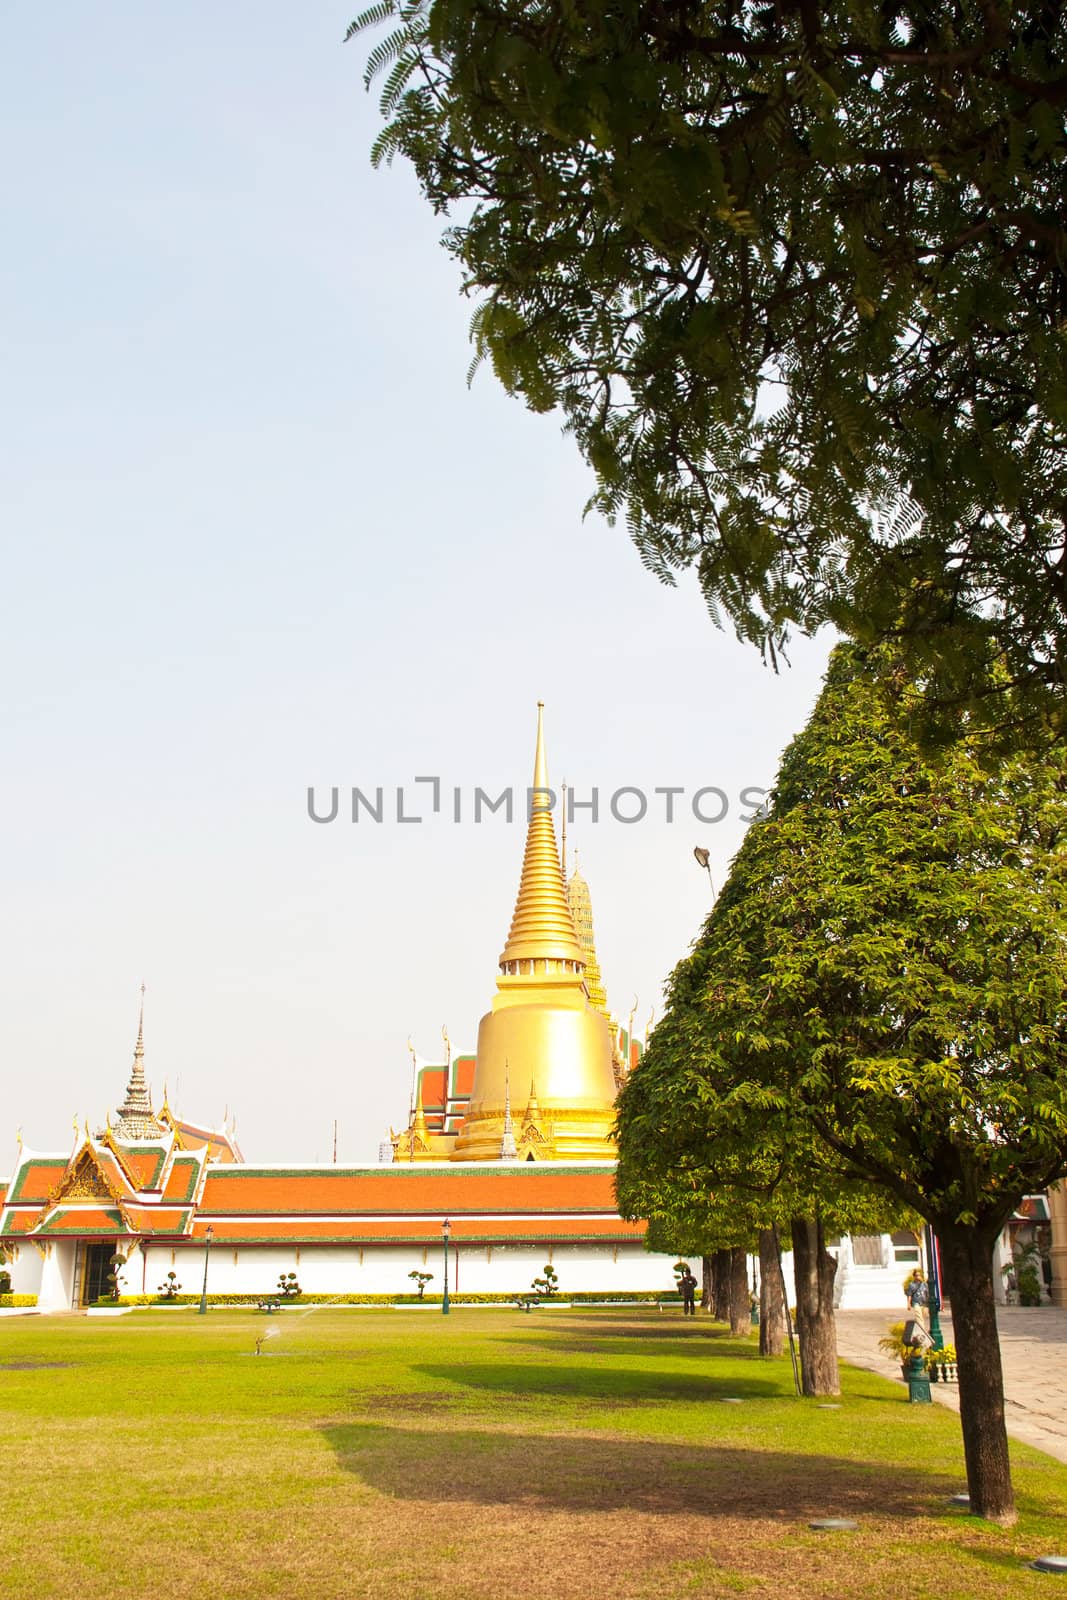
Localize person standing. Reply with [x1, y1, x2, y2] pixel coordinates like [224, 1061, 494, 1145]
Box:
[680, 1267, 698, 1316]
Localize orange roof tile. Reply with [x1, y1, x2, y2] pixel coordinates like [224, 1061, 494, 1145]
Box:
[200, 1165, 620, 1216]
[454, 1057, 476, 1095]
[37, 1207, 127, 1235]
[124, 1206, 192, 1234]
[8, 1159, 68, 1204]
[188, 1215, 645, 1244]
[162, 1156, 201, 1203]
[114, 1145, 169, 1189]
[1, 1210, 36, 1236]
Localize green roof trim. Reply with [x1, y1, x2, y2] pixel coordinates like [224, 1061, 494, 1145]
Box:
[37, 1208, 127, 1236]
[160, 1228, 646, 1246]
[208, 1164, 617, 1180]
[8, 1158, 67, 1204]
[118, 1145, 168, 1188]
[165, 1157, 200, 1202]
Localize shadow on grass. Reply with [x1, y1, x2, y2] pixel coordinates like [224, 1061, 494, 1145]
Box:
[496, 1330, 774, 1364]
[411, 1360, 782, 1404]
[321, 1420, 956, 1520]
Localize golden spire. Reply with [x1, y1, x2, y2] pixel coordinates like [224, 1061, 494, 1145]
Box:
[499, 704, 585, 968]
[499, 1061, 517, 1159]
[566, 860, 609, 1017]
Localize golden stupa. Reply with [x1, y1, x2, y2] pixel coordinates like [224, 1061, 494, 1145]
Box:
[443, 703, 619, 1161]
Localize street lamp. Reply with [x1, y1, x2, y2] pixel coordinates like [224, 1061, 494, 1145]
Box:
[693, 846, 716, 900]
[924, 1222, 945, 1351]
[442, 1217, 451, 1316]
[198, 1223, 215, 1316]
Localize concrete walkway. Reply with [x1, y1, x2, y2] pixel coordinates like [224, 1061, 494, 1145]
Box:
[835, 1305, 1067, 1463]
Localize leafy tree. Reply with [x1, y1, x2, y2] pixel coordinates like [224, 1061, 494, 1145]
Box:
[631, 640, 1067, 1522]
[278, 1272, 302, 1298]
[351, 1, 1067, 724]
[408, 1269, 434, 1298]
[618, 1050, 905, 1389]
[158, 1271, 181, 1301]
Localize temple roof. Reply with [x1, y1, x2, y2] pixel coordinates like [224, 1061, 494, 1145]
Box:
[0, 1149, 643, 1247]
[198, 1163, 621, 1215]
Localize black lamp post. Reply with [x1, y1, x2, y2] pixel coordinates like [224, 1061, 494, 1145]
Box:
[198, 1223, 215, 1316]
[442, 1217, 451, 1316]
[925, 1222, 945, 1351]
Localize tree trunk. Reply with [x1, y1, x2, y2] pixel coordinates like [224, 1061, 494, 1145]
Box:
[728, 1246, 750, 1336]
[790, 1216, 839, 1396]
[759, 1228, 784, 1356]
[938, 1223, 1016, 1525]
[712, 1249, 732, 1320]
[700, 1254, 713, 1313]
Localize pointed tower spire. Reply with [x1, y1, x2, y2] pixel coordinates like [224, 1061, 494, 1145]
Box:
[114, 984, 164, 1140]
[566, 859, 610, 1017]
[499, 1062, 518, 1159]
[499, 705, 584, 969]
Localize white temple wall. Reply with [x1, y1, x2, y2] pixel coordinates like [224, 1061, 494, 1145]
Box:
[37, 1241, 76, 1312]
[2, 1242, 44, 1298]
[140, 1240, 681, 1298]
[1, 1234, 917, 1310]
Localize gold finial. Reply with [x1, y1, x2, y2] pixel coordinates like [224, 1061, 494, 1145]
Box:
[15, 1127, 22, 1151]
[561, 779, 568, 881]
[499, 1059, 517, 1159]
[499, 705, 584, 968]
[136, 982, 146, 1058]
[644, 1007, 655, 1047]
[406, 1036, 417, 1120]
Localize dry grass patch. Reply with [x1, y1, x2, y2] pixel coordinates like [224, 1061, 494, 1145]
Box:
[0, 1307, 1064, 1599]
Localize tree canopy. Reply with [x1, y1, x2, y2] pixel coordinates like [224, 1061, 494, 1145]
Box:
[351, 1, 1067, 725]
[614, 639, 1067, 1518]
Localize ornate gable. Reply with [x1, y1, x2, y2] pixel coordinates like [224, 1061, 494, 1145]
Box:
[42, 1144, 126, 1209]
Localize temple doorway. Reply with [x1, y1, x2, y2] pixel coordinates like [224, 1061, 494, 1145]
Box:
[72, 1241, 114, 1307]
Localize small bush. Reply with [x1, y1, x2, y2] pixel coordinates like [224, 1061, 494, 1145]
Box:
[112, 1289, 681, 1308]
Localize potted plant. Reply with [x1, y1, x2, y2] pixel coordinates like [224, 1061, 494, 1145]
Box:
[1015, 1249, 1043, 1307]
[923, 1343, 958, 1383]
[878, 1321, 923, 1378]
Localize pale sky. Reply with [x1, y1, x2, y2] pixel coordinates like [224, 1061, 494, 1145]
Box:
[0, 5, 833, 1173]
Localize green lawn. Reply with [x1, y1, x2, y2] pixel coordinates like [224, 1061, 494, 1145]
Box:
[2, 1307, 1065, 1598]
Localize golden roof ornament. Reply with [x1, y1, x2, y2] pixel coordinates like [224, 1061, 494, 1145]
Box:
[499, 1063, 517, 1160]
[499, 704, 585, 969]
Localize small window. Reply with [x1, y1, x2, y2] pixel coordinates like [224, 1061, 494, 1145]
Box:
[851, 1235, 885, 1266]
